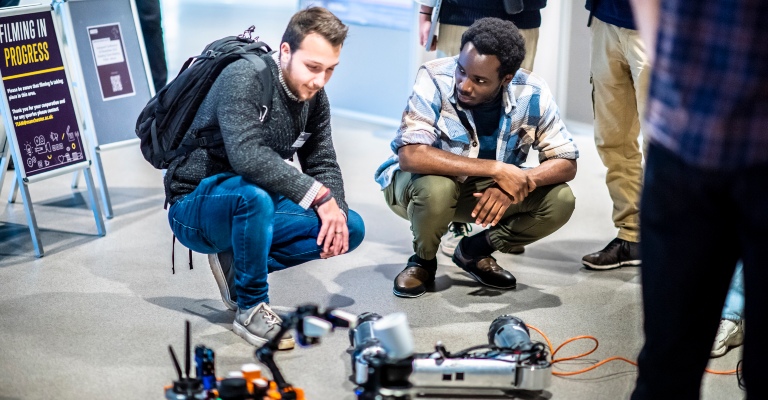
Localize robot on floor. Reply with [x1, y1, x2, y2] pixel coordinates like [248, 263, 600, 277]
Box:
[262, 305, 552, 399]
[164, 305, 551, 399]
[349, 312, 552, 399]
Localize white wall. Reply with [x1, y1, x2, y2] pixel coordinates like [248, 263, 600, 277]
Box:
[155, 0, 594, 132]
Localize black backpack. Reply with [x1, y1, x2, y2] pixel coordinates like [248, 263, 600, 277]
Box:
[136, 26, 274, 169]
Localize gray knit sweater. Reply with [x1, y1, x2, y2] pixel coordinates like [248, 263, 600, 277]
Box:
[164, 52, 348, 215]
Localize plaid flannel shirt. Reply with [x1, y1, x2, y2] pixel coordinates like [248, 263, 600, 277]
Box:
[375, 56, 578, 189]
[646, 0, 768, 169]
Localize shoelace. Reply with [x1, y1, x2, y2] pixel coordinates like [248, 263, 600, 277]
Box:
[449, 222, 472, 238]
[245, 303, 283, 327]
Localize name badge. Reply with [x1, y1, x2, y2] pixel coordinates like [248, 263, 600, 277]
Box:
[291, 131, 312, 149]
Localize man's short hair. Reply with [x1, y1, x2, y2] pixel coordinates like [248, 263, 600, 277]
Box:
[282, 7, 349, 52]
[460, 17, 526, 78]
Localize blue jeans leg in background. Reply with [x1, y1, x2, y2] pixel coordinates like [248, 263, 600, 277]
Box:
[721, 261, 744, 322]
[168, 172, 365, 309]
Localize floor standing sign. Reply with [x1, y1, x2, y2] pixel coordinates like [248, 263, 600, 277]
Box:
[0, 4, 106, 257]
[55, 0, 154, 219]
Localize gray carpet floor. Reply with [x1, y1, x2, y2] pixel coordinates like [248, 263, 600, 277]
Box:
[0, 1, 743, 399]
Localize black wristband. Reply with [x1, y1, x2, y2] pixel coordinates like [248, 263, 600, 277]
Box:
[419, 11, 432, 15]
[311, 189, 333, 210]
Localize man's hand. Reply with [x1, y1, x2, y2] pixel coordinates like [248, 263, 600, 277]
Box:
[472, 185, 514, 227]
[418, 6, 437, 50]
[492, 163, 530, 204]
[315, 198, 348, 258]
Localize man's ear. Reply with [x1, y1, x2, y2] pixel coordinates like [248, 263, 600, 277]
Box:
[501, 73, 514, 86]
[280, 42, 292, 59]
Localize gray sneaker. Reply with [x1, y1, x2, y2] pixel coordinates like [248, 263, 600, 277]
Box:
[439, 223, 524, 256]
[440, 222, 472, 256]
[208, 251, 237, 311]
[233, 303, 295, 350]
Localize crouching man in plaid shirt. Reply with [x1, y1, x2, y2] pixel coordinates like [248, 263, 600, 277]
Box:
[374, 17, 579, 298]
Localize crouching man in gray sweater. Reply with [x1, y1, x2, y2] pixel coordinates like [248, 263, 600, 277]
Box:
[164, 7, 364, 349]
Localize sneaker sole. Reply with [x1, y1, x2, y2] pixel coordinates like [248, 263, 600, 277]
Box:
[582, 259, 642, 271]
[233, 321, 295, 350]
[711, 332, 744, 358]
[208, 254, 238, 311]
[710, 345, 729, 358]
[710, 342, 742, 358]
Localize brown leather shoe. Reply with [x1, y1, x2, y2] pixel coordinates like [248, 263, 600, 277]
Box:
[393, 259, 436, 298]
[452, 239, 516, 289]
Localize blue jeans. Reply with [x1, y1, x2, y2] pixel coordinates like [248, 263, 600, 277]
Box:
[168, 173, 365, 308]
[721, 261, 744, 322]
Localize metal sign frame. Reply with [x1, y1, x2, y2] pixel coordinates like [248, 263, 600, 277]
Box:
[0, 3, 105, 257]
[55, 0, 154, 219]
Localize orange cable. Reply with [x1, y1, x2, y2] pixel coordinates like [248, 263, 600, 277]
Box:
[525, 324, 738, 376]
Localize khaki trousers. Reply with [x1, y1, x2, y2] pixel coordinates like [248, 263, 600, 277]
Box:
[590, 17, 650, 243]
[384, 171, 576, 260]
[437, 23, 539, 72]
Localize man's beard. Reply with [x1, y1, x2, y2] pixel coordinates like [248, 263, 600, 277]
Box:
[282, 55, 303, 100]
[456, 84, 503, 109]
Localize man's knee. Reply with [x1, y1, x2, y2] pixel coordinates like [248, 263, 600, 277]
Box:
[409, 175, 459, 213]
[237, 181, 278, 214]
[542, 184, 576, 227]
[346, 210, 366, 252]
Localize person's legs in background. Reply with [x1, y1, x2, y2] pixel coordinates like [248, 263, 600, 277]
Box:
[631, 145, 739, 399]
[582, 17, 646, 270]
[435, 23, 466, 58]
[711, 261, 744, 358]
[135, 0, 168, 92]
[518, 27, 539, 71]
[734, 163, 768, 396]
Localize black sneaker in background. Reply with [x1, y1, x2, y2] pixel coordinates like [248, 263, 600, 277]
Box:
[581, 238, 641, 270]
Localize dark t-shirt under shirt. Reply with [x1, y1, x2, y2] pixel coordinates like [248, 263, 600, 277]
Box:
[468, 90, 503, 160]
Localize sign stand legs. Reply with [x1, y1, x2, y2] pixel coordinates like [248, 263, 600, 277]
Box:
[15, 172, 44, 257]
[8, 174, 18, 203]
[83, 164, 106, 236]
[92, 150, 113, 219]
[67, 152, 113, 219]
[0, 140, 9, 193]
[11, 162, 106, 257]
[71, 170, 80, 188]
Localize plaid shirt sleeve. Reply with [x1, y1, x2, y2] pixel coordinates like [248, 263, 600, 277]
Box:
[531, 81, 579, 163]
[391, 66, 442, 153]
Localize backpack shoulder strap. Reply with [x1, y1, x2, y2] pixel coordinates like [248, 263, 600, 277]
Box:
[241, 53, 273, 122]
